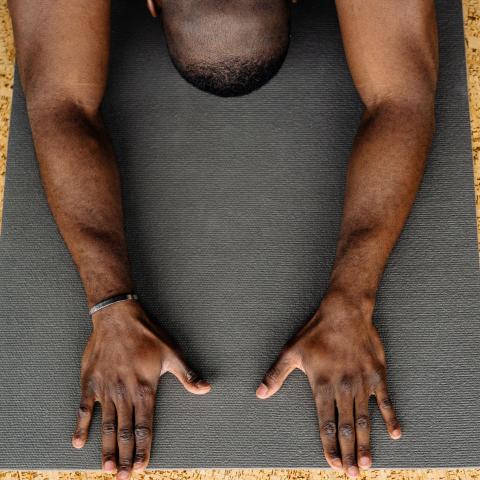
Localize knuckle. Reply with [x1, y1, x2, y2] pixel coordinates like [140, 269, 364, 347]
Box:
[343, 454, 356, 467]
[118, 460, 132, 471]
[355, 415, 370, 430]
[320, 420, 337, 438]
[112, 380, 128, 399]
[134, 452, 146, 464]
[84, 376, 102, 397]
[325, 447, 339, 459]
[102, 452, 115, 462]
[380, 397, 393, 410]
[134, 424, 152, 441]
[358, 445, 370, 457]
[338, 375, 354, 393]
[118, 427, 133, 442]
[264, 366, 281, 384]
[314, 377, 333, 398]
[78, 404, 91, 418]
[387, 418, 399, 429]
[101, 421, 117, 436]
[184, 369, 199, 384]
[135, 382, 154, 400]
[73, 428, 86, 438]
[369, 367, 385, 386]
[339, 423, 354, 438]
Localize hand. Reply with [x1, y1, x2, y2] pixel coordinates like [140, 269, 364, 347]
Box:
[72, 300, 211, 479]
[256, 292, 401, 477]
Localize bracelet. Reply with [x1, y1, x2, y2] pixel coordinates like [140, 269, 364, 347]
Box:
[89, 293, 139, 316]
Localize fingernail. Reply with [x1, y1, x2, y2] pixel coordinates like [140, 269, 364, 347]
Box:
[348, 466, 359, 477]
[196, 380, 211, 389]
[104, 460, 115, 472]
[72, 437, 84, 449]
[117, 470, 130, 480]
[359, 456, 371, 468]
[391, 428, 402, 439]
[133, 462, 144, 472]
[256, 383, 269, 398]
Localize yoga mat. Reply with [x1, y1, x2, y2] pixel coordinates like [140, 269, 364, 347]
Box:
[0, 0, 479, 470]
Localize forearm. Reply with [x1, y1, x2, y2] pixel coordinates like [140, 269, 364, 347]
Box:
[327, 99, 435, 304]
[28, 102, 133, 307]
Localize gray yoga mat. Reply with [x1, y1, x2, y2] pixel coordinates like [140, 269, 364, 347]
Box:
[1, 0, 479, 470]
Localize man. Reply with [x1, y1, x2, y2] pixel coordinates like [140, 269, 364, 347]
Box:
[7, 0, 438, 478]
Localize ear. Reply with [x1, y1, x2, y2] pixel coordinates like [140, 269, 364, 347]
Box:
[146, 0, 159, 17]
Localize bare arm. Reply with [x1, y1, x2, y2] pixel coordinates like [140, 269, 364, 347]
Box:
[8, 1, 210, 477]
[329, 0, 438, 302]
[257, 1, 438, 476]
[9, 0, 132, 307]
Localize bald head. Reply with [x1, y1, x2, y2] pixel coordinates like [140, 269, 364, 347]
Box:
[153, 0, 291, 97]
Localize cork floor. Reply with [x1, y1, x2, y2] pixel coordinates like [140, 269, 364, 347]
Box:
[0, 1, 479, 480]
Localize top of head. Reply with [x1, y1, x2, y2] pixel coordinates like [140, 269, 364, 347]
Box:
[150, 0, 291, 97]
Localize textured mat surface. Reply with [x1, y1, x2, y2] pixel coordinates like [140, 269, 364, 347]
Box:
[1, 0, 479, 470]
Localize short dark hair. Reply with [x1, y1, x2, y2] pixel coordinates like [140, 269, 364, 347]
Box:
[170, 45, 289, 97]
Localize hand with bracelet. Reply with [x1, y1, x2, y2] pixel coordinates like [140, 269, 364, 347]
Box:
[72, 294, 211, 479]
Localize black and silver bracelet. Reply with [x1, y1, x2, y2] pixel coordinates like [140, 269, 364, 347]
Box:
[89, 293, 139, 317]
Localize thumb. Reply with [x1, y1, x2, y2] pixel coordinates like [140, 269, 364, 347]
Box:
[256, 350, 297, 399]
[168, 355, 212, 395]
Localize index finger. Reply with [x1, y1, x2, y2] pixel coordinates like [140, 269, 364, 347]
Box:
[375, 382, 402, 440]
[72, 393, 95, 449]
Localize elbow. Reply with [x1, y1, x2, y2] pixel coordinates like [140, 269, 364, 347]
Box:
[363, 93, 436, 149]
[22, 76, 103, 130]
[362, 61, 437, 140]
[26, 96, 102, 128]
[24, 91, 104, 144]
[369, 94, 435, 126]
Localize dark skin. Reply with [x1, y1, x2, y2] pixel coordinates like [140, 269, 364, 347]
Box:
[7, 0, 437, 478]
[256, 2, 438, 476]
[74, 301, 211, 474]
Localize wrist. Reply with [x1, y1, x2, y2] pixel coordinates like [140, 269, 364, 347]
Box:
[84, 277, 135, 309]
[90, 300, 163, 345]
[77, 253, 134, 308]
[327, 268, 379, 301]
[89, 292, 138, 316]
[321, 286, 376, 322]
[91, 296, 144, 326]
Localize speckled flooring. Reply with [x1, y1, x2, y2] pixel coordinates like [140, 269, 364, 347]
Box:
[0, 468, 480, 480]
[0, 0, 14, 224]
[0, 1, 479, 479]
[465, 0, 480, 245]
